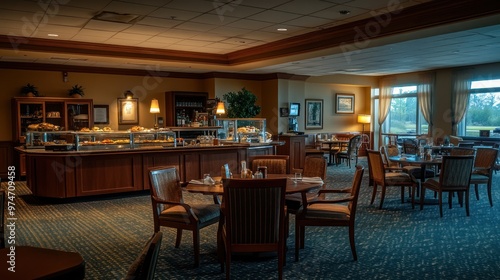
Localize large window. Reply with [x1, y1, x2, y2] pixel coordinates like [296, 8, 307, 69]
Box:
[381, 86, 428, 135]
[458, 79, 500, 137]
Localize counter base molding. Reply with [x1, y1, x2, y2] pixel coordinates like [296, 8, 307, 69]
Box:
[18, 145, 274, 198]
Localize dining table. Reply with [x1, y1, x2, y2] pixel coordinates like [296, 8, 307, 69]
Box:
[185, 174, 324, 261]
[388, 154, 442, 203]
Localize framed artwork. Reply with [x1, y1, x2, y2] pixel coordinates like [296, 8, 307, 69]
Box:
[93, 105, 109, 124]
[305, 99, 323, 129]
[118, 98, 139, 125]
[280, 107, 289, 117]
[335, 93, 355, 114]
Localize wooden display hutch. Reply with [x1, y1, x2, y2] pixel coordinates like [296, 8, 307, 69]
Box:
[12, 97, 94, 176]
[164, 91, 208, 126]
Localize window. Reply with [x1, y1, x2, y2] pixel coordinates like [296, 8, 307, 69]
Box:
[458, 79, 500, 137]
[381, 86, 428, 135]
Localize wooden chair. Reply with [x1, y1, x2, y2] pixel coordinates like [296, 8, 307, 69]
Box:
[366, 150, 419, 209]
[0, 190, 86, 279]
[295, 165, 364, 262]
[249, 155, 289, 174]
[336, 134, 361, 168]
[124, 232, 163, 280]
[402, 138, 418, 154]
[420, 155, 475, 217]
[148, 166, 220, 267]
[221, 178, 287, 280]
[450, 147, 476, 156]
[286, 155, 327, 214]
[470, 148, 499, 206]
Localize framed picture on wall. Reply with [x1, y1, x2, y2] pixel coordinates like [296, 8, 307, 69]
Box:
[93, 105, 109, 124]
[118, 98, 139, 125]
[305, 99, 323, 129]
[335, 93, 355, 114]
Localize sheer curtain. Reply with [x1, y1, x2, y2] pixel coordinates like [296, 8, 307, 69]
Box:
[451, 70, 472, 135]
[378, 77, 395, 145]
[417, 72, 435, 135]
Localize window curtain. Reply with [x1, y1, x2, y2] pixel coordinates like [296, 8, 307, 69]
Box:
[417, 72, 435, 135]
[378, 77, 395, 145]
[451, 70, 472, 135]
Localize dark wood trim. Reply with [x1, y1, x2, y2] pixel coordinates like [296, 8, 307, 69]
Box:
[0, 0, 498, 69]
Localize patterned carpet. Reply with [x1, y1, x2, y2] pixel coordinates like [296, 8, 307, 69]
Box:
[2, 157, 500, 279]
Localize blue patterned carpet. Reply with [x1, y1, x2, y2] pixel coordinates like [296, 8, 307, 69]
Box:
[2, 157, 500, 279]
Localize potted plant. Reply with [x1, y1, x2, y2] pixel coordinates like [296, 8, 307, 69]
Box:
[21, 83, 39, 97]
[222, 87, 261, 118]
[68, 84, 84, 98]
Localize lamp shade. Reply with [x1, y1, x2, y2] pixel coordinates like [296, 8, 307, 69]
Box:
[216, 101, 226, 114]
[357, 114, 371, 124]
[150, 98, 160, 113]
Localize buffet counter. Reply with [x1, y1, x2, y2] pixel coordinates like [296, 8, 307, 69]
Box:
[16, 143, 275, 198]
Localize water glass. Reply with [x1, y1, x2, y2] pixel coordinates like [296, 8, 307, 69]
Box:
[293, 172, 302, 183]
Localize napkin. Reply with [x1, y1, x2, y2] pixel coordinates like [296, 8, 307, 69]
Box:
[301, 177, 324, 184]
[188, 179, 205, 185]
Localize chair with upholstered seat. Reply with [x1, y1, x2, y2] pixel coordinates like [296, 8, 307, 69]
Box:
[295, 165, 364, 262]
[249, 155, 289, 174]
[336, 134, 361, 168]
[124, 232, 163, 280]
[148, 166, 220, 267]
[367, 150, 419, 209]
[470, 148, 499, 207]
[402, 138, 418, 155]
[221, 178, 287, 280]
[420, 155, 475, 217]
[286, 155, 327, 213]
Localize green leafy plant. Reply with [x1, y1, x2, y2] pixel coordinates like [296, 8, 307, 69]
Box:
[21, 83, 39, 96]
[68, 84, 84, 96]
[223, 87, 261, 118]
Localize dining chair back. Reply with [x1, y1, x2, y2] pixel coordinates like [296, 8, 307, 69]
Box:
[420, 155, 475, 217]
[366, 150, 418, 209]
[450, 147, 476, 156]
[403, 139, 418, 154]
[336, 134, 361, 168]
[148, 166, 220, 267]
[295, 165, 365, 262]
[249, 155, 289, 174]
[221, 178, 287, 280]
[470, 147, 499, 206]
[124, 232, 163, 280]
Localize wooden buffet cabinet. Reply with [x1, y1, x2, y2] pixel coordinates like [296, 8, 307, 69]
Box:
[275, 134, 306, 173]
[17, 144, 274, 198]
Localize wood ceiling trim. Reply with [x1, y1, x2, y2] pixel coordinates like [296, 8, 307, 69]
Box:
[0, 0, 499, 68]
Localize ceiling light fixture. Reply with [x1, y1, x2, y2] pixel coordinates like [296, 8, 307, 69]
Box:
[47, 33, 59, 37]
[277, 28, 287, 32]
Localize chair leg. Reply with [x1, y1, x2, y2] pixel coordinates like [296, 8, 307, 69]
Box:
[420, 187, 426, 210]
[175, 229, 182, 248]
[487, 181, 493, 207]
[370, 184, 378, 205]
[193, 230, 200, 267]
[379, 186, 386, 209]
[439, 191, 443, 217]
[474, 184, 480, 200]
[400, 186, 405, 204]
[465, 190, 470, 216]
[295, 223, 301, 262]
[225, 247, 231, 280]
[349, 224, 357, 261]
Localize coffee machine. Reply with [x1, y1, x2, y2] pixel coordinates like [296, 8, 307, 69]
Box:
[288, 117, 298, 133]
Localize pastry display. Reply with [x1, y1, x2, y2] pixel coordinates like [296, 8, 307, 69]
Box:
[27, 122, 59, 131]
[103, 127, 112, 132]
[130, 126, 145, 132]
[80, 127, 90, 132]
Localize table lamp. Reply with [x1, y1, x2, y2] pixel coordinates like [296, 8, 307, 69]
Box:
[216, 101, 226, 115]
[357, 114, 371, 133]
[150, 98, 160, 129]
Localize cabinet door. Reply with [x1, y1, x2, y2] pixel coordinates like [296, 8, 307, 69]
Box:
[15, 100, 45, 142]
[66, 100, 93, 131]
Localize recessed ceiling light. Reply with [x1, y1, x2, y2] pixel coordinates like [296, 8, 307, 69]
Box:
[277, 28, 287, 32]
[339, 10, 351, 15]
[47, 33, 59, 37]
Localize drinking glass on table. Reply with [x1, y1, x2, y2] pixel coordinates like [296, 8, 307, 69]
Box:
[293, 172, 302, 183]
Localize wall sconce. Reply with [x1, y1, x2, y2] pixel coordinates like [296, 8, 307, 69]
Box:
[150, 98, 160, 129]
[124, 90, 134, 99]
[357, 114, 371, 133]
